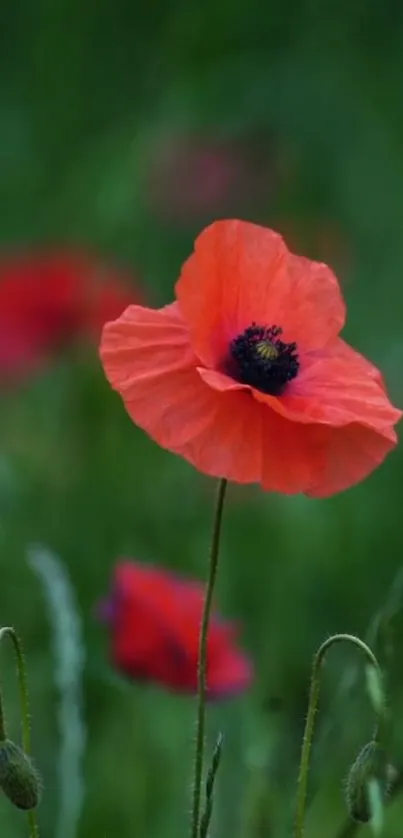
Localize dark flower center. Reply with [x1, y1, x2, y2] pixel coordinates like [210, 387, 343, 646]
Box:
[229, 323, 299, 396]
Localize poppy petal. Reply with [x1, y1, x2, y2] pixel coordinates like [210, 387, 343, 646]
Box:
[100, 301, 195, 390]
[199, 341, 401, 433]
[197, 366, 248, 393]
[253, 339, 402, 430]
[176, 219, 346, 367]
[307, 421, 397, 498]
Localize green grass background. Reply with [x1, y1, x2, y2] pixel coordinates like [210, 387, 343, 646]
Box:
[1, 1, 403, 836]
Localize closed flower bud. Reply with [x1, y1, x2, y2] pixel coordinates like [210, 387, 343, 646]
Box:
[0, 739, 41, 810]
[345, 741, 389, 823]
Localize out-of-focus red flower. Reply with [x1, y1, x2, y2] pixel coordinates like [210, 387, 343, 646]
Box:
[98, 560, 253, 700]
[0, 250, 140, 382]
[101, 219, 401, 497]
[146, 133, 280, 222]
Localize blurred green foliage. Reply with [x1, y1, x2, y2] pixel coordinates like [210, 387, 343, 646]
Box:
[1, 1, 403, 836]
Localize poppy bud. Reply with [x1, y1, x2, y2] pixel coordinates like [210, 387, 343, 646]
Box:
[0, 739, 41, 810]
[345, 741, 389, 823]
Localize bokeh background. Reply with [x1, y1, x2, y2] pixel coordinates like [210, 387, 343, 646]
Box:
[1, 2, 403, 836]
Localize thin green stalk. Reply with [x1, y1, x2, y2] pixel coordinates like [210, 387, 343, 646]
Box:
[0, 627, 39, 838]
[27, 811, 39, 838]
[0, 628, 32, 753]
[295, 633, 381, 838]
[190, 478, 228, 838]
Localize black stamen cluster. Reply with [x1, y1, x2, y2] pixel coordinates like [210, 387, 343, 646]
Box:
[229, 323, 299, 396]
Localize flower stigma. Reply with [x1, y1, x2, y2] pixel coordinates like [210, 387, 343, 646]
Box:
[229, 323, 299, 396]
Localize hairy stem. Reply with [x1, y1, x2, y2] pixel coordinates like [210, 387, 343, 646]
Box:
[295, 633, 381, 838]
[0, 627, 39, 838]
[190, 478, 228, 838]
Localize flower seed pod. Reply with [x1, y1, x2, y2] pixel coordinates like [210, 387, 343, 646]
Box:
[0, 739, 41, 810]
[345, 741, 389, 823]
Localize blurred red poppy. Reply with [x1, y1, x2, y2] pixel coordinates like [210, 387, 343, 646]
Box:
[98, 560, 252, 699]
[101, 219, 401, 497]
[147, 132, 279, 223]
[0, 250, 140, 382]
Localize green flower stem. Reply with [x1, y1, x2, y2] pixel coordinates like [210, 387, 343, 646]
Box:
[0, 627, 39, 838]
[191, 478, 228, 838]
[295, 633, 381, 838]
[0, 628, 32, 753]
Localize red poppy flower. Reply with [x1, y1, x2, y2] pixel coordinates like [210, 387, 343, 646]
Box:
[0, 250, 140, 382]
[98, 560, 252, 699]
[100, 220, 401, 497]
